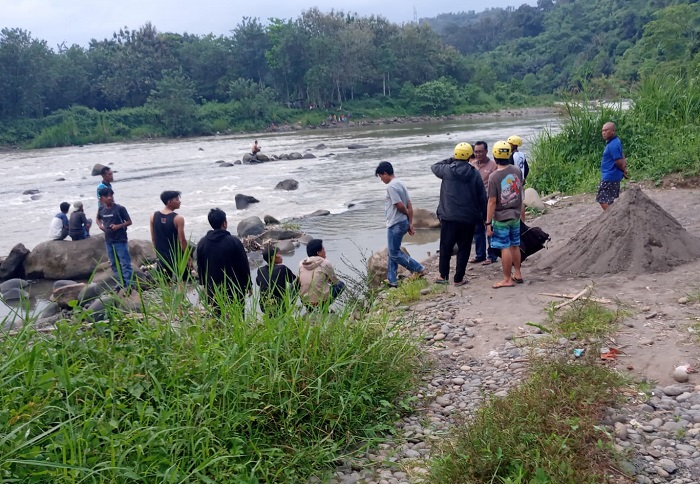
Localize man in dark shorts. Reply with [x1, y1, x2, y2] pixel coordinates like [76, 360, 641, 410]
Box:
[256, 246, 298, 316]
[150, 190, 189, 279]
[597, 122, 628, 210]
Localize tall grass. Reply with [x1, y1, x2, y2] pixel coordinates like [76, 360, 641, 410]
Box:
[0, 280, 421, 482]
[530, 74, 700, 195]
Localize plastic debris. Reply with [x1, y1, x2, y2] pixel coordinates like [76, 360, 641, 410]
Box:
[573, 349, 585, 358]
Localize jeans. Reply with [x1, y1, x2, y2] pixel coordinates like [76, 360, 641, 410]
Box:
[473, 223, 498, 262]
[105, 240, 133, 288]
[387, 220, 424, 284]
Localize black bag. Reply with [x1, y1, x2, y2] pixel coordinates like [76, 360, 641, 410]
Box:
[518, 221, 549, 261]
[489, 221, 550, 261]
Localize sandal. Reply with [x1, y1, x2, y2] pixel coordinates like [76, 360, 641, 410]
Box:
[513, 277, 524, 284]
[454, 280, 467, 287]
[492, 281, 515, 289]
[469, 257, 486, 264]
[482, 259, 494, 265]
[434, 277, 449, 284]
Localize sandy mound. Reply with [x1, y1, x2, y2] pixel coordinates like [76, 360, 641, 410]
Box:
[537, 187, 700, 276]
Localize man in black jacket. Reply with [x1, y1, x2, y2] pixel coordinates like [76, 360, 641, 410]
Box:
[196, 208, 251, 313]
[256, 246, 298, 316]
[431, 142, 488, 286]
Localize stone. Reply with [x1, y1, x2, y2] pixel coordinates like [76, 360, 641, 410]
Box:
[51, 283, 86, 309]
[274, 179, 299, 191]
[412, 208, 441, 229]
[255, 153, 270, 162]
[523, 188, 545, 210]
[52, 280, 78, 291]
[1, 288, 29, 301]
[235, 194, 260, 210]
[23, 188, 40, 195]
[91, 163, 107, 176]
[242, 153, 254, 163]
[219, 162, 233, 167]
[614, 422, 628, 440]
[24, 236, 106, 280]
[674, 368, 690, 383]
[0, 243, 30, 280]
[263, 215, 280, 225]
[367, 247, 413, 287]
[38, 302, 61, 319]
[302, 153, 316, 159]
[128, 239, 158, 268]
[288, 152, 303, 160]
[265, 228, 302, 241]
[306, 209, 330, 217]
[274, 240, 295, 254]
[0, 278, 30, 293]
[237, 216, 265, 237]
[347, 144, 368, 149]
[662, 386, 685, 397]
[657, 458, 677, 474]
[678, 296, 690, 304]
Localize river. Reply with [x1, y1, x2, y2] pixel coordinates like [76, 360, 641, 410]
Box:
[0, 113, 559, 318]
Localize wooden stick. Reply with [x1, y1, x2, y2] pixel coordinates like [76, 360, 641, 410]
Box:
[539, 292, 611, 304]
[554, 286, 591, 310]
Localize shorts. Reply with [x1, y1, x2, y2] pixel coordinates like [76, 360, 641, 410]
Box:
[596, 180, 620, 205]
[490, 219, 520, 249]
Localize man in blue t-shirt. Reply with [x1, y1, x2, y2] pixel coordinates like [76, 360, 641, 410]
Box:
[597, 122, 628, 210]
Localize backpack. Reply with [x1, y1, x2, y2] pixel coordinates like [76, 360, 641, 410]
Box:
[519, 222, 548, 261]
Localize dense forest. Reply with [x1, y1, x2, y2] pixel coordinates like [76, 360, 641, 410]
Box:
[1, 0, 699, 146]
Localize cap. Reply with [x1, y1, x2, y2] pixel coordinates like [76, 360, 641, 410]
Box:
[73, 201, 83, 210]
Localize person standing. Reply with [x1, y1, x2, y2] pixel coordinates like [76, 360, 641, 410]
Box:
[507, 135, 528, 183]
[48, 202, 70, 240]
[470, 141, 499, 265]
[597, 122, 628, 210]
[96, 187, 133, 290]
[150, 190, 189, 278]
[486, 141, 524, 289]
[431, 143, 487, 286]
[68, 201, 92, 241]
[374, 161, 426, 288]
[196, 208, 251, 312]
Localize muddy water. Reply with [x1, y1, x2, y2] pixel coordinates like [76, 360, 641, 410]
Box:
[0, 113, 559, 319]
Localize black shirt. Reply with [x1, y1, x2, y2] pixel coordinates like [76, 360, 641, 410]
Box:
[98, 204, 130, 243]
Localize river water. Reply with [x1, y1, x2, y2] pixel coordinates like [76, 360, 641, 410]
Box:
[0, 113, 559, 318]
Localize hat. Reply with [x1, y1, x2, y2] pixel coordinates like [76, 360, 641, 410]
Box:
[73, 201, 83, 210]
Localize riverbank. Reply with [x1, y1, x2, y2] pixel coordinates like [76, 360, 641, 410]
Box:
[326, 185, 700, 483]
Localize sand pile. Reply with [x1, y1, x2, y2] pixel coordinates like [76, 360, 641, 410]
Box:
[538, 187, 700, 276]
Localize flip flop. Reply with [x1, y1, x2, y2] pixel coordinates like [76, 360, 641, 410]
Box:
[434, 278, 449, 284]
[469, 258, 486, 264]
[454, 280, 467, 287]
[513, 277, 524, 284]
[492, 281, 515, 289]
[482, 260, 493, 265]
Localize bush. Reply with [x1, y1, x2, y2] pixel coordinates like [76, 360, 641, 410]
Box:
[0, 284, 420, 482]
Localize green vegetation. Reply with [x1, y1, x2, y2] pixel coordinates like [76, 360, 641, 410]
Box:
[430, 358, 624, 484]
[385, 277, 429, 306]
[552, 300, 623, 339]
[0, 282, 421, 482]
[3, 1, 700, 148]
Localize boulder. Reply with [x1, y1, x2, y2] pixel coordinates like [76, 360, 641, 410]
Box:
[38, 302, 61, 319]
[55, 177, 65, 181]
[127, 240, 157, 268]
[91, 163, 107, 176]
[234, 160, 242, 165]
[347, 144, 368, 149]
[299, 234, 313, 245]
[86, 298, 108, 322]
[23, 189, 40, 195]
[24, 236, 107, 280]
[279, 154, 290, 160]
[274, 240, 296, 254]
[53, 280, 78, 291]
[306, 210, 330, 218]
[275, 179, 299, 191]
[235, 194, 260, 210]
[265, 228, 302, 240]
[288, 152, 303, 160]
[302, 153, 316, 159]
[524, 188, 545, 211]
[237, 216, 265, 237]
[2, 287, 30, 301]
[215, 160, 225, 164]
[412, 208, 441, 229]
[30, 194, 42, 200]
[0, 243, 30, 280]
[264, 215, 280, 225]
[242, 153, 254, 163]
[255, 153, 270, 162]
[0, 278, 30, 292]
[315, 143, 327, 149]
[78, 280, 116, 306]
[51, 283, 87, 309]
[367, 247, 412, 287]
[219, 162, 233, 167]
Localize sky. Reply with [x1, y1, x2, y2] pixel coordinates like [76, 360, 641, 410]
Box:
[2, 0, 535, 49]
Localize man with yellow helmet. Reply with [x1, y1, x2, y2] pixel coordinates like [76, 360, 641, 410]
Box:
[507, 135, 528, 182]
[486, 140, 525, 289]
[431, 143, 488, 286]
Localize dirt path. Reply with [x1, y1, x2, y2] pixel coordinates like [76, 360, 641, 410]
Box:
[425, 186, 700, 386]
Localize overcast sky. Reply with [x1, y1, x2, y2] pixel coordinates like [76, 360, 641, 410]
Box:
[2, 0, 535, 49]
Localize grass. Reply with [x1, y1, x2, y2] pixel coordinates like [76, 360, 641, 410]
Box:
[549, 300, 623, 339]
[385, 277, 429, 306]
[429, 358, 624, 484]
[0, 278, 422, 482]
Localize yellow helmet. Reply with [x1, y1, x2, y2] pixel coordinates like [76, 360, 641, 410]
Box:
[454, 142, 473, 160]
[493, 140, 512, 160]
[507, 135, 523, 147]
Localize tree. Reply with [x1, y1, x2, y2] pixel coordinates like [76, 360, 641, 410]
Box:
[147, 69, 198, 136]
